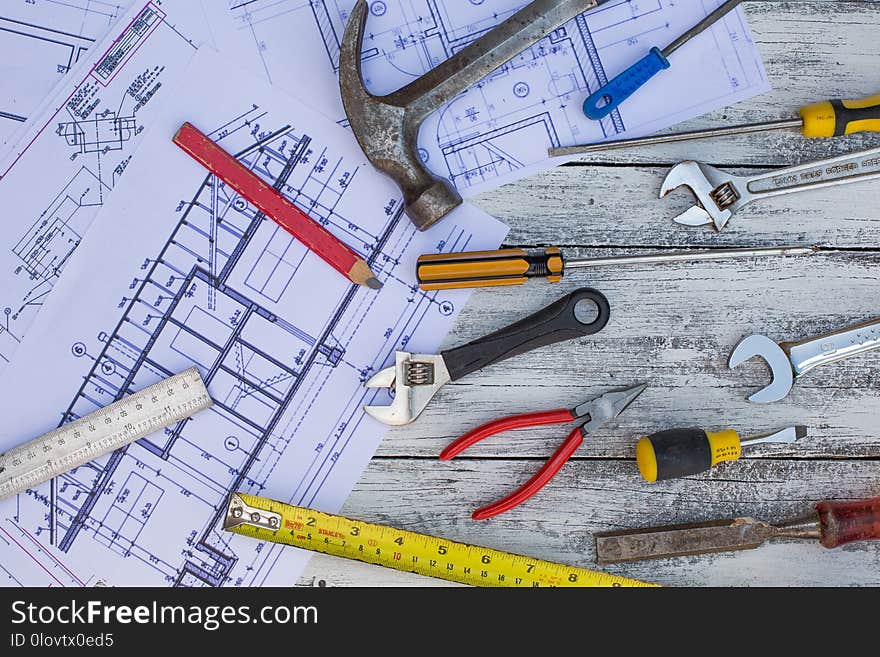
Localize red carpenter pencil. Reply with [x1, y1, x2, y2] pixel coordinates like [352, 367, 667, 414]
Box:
[172, 122, 381, 290]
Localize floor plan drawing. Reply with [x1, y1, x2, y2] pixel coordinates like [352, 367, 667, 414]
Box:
[0, 1, 211, 372]
[0, 49, 507, 587]
[0, 0, 133, 146]
[203, 0, 770, 195]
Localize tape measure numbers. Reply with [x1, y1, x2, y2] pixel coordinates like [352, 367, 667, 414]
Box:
[224, 493, 653, 587]
[0, 367, 212, 500]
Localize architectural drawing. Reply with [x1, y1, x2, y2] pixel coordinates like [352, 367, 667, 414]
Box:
[205, 0, 769, 195]
[0, 49, 506, 586]
[0, 0, 132, 145]
[0, 1, 209, 370]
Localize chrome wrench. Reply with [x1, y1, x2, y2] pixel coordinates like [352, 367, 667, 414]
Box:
[729, 317, 880, 403]
[661, 145, 880, 230]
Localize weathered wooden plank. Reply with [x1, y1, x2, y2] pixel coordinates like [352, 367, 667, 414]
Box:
[555, 1, 880, 167]
[297, 458, 880, 587]
[473, 165, 880, 247]
[375, 252, 880, 458]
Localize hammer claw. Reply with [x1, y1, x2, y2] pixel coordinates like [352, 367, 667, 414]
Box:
[339, 0, 606, 230]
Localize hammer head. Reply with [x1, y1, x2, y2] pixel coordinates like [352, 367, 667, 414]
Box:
[339, 0, 462, 231]
[728, 334, 795, 404]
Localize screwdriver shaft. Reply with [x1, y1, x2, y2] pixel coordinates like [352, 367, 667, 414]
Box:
[564, 245, 817, 270]
[662, 0, 743, 57]
[549, 118, 804, 157]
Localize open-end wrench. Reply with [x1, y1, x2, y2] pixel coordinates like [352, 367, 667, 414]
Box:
[729, 317, 880, 403]
[363, 288, 610, 425]
[660, 145, 880, 230]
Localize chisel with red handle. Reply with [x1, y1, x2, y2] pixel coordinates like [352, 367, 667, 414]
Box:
[595, 497, 880, 564]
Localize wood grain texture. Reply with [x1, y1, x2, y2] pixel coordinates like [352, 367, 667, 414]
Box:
[299, 0, 880, 587]
[302, 460, 880, 586]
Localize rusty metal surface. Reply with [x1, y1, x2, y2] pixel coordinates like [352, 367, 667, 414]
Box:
[595, 515, 821, 564]
[338, 0, 601, 231]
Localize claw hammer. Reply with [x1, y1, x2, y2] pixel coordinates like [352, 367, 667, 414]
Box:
[339, 0, 609, 231]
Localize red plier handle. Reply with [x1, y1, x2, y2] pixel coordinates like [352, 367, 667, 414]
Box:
[439, 408, 583, 520]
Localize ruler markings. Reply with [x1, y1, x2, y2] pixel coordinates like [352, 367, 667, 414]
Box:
[0, 368, 212, 500]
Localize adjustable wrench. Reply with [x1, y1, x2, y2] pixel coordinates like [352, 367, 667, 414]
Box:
[729, 317, 880, 403]
[661, 145, 880, 230]
[363, 288, 610, 425]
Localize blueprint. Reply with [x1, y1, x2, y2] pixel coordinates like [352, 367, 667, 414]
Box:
[0, 1, 211, 372]
[203, 0, 770, 195]
[0, 0, 133, 147]
[0, 47, 506, 587]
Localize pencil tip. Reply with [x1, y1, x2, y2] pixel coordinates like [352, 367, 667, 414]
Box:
[349, 259, 382, 289]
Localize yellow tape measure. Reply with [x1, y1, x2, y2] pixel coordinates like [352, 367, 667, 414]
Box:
[224, 493, 653, 587]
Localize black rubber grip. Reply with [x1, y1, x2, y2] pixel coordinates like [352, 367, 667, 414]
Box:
[648, 428, 712, 481]
[830, 99, 880, 136]
[440, 288, 610, 381]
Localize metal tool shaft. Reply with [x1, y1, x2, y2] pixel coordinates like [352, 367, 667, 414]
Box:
[399, 0, 603, 117]
[595, 515, 821, 564]
[565, 245, 817, 270]
[549, 118, 804, 157]
[662, 0, 743, 57]
[741, 425, 805, 446]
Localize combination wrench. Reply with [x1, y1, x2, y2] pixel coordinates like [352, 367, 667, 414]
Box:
[729, 317, 880, 403]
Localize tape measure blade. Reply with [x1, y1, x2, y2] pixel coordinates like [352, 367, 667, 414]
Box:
[224, 493, 654, 588]
[0, 367, 211, 500]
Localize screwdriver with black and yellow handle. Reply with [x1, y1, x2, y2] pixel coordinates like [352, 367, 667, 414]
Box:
[636, 425, 806, 483]
[550, 93, 880, 156]
[416, 244, 817, 290]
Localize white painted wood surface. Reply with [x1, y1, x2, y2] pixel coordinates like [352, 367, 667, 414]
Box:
[300, 1, 880, 587]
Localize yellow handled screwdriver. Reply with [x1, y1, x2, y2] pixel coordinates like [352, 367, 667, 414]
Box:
[416, 244, 817, 290]
[550, 93, 880, 156]
[636, 425, 806, 483]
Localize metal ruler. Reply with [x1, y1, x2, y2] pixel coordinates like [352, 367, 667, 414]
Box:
[0, 367, 212, 500]
[224, 493, 654, 587]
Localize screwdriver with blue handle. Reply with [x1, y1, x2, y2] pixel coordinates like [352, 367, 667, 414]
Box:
[636, 425, 806, 482]
[583, 0, 742, 120]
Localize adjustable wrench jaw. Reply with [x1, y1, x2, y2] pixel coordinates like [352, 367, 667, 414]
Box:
[363, 351, 451, 425]
[660, 161, 747, 231]
[728, 334, 795, 403]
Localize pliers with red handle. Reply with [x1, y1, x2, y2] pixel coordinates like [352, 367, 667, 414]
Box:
[440, 383, 647, 520]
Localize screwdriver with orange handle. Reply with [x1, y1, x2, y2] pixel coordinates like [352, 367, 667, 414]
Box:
[635, 425, 806, 483]
[551, 92, 880, 156]
[416, 244, 817, 290]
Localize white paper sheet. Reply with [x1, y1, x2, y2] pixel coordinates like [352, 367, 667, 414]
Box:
[202, 0, 770, 194]
[0, 47, 507, 587]
[0, 0, 134, 146]
[0, 0, 210, 372]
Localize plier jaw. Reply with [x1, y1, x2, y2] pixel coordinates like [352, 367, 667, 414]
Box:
[440, 384, 647, 520]
[573, 383, 648, 434]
